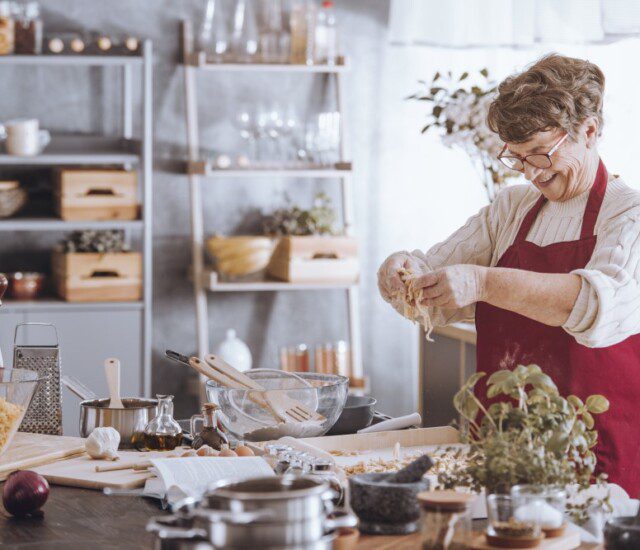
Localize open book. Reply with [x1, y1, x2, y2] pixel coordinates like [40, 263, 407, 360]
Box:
[143, 456, 274, 505]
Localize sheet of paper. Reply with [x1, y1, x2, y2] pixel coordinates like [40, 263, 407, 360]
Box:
[149, 456, 274, 500]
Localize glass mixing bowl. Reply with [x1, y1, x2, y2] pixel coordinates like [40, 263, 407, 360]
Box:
[0, 368, 42, 456]
[205, 371, 349, 442]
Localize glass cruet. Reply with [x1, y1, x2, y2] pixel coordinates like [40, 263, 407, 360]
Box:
[140, 394, 183, 451]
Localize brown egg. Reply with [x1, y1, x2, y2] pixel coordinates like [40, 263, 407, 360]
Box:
[235, 444, 255, 457]
[197, 445, 219, 457]
[219, 445, 238, 457]
[181, 449, 198, 457]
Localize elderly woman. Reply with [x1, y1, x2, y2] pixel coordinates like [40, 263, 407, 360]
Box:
[378, 54, 640, 495]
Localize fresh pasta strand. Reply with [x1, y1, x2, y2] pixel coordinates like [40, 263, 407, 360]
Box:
[392, 267, 434, 341]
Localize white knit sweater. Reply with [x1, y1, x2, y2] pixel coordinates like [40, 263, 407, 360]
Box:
[412, 177, 640, 348]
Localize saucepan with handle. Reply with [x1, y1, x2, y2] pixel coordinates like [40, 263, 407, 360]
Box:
[61, 359, 157, 449]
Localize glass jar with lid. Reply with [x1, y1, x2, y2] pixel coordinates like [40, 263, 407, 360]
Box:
[418, 490, 476, 550]
[14, 1, 42, 54]
[511, 485, 566, 532]
[0, 1, 15, 55]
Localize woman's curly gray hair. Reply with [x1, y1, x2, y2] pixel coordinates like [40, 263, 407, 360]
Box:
[487, 53, 605, 143]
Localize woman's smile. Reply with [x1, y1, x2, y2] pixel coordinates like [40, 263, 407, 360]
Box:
[534, 172, 557, 188]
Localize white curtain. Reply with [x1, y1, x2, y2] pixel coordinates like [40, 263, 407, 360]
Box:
[388, 0, 640, 48]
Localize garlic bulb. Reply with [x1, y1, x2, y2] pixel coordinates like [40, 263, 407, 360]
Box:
[85, 427, 120, 460]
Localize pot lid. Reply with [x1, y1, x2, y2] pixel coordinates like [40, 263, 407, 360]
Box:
[209, 475, 328, 500]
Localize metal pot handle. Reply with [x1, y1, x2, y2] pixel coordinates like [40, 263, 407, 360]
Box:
[146, 517, 208, 540]
[324, 511, 358, 532]
[191, 508, 274, 524]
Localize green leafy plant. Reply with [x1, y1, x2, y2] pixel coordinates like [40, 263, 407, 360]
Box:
[439, 365, 612, 523]
[408, 69, 519, 202]
[262, 192, 337, 236]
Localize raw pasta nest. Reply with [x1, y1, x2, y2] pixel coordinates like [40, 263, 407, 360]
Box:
[392, 267, 434, 340]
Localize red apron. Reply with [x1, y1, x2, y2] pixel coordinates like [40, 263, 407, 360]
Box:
[475, 160, 640, 496]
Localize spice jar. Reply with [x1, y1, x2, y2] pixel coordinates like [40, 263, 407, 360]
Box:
[0, 1, 15, 55]
[511, 485, 566, 531]
[418, 490, 475, 550]
[190, 402, 228, 451]
[14, 1, 42, 54]
[136, 394, 183, 451]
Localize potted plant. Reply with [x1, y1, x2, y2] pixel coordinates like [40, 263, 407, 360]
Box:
[264, 193, 358, 283]
[439, 365, 612, 524]
[52, 230, 142, 302]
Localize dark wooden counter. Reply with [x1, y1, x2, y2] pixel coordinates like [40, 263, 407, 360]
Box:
[0, 485, 601, 549]
[0, 485, 158, 549]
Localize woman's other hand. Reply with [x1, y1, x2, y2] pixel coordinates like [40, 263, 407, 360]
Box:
[413, 264, 488, 309]
[377, 252, 427, 303]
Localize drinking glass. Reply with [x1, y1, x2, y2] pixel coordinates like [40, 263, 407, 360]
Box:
[234, 106, 257, 161]
[486, 494, 541, 539]
[198, 0, 228, 62]
[511, 485, 566, 530]
[231, 0, 259, 62]
[259, 0, 287, 63]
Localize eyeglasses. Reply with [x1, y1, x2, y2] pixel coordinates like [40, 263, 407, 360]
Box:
[497, 133, 568, 172]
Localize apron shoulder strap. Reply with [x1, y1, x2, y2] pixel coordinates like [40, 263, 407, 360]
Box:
[581, 159, 608, 239]
[514, 194, 547, 244]
[515, 159, 609, 244]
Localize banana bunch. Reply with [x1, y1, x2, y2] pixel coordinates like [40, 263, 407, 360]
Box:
[206, 236, 275, 277]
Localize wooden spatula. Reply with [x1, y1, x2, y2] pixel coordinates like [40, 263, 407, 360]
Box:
[205, 354, 326, 424]
[165, 350, 282, 422]
[105, 358, 124, 408]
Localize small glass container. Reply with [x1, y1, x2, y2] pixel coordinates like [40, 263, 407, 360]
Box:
[265, 443, 292, 457]
[0, 1, 15, 55]
[511, 485, 566, 530]
[280, 344, 310, 372]
[487, 494, 541, 539]
[309, 458, 344, 506]
[190, 402, 228, 451]
[138, 394, 183, 451]
[418, 490, 475, 550]
[14, 1, 42, 54]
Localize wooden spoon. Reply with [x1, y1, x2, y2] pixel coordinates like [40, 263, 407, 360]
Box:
[105, 358, 124, 408]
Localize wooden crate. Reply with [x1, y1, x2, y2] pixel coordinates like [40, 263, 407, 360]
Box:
[267, 236, 359, 283]
[52, 251, 142, 302]
[54, 169, 139, 221]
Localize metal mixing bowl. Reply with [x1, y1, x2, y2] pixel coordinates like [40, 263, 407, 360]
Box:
[205, 372, 348, 442]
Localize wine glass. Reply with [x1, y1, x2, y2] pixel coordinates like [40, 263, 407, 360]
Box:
[234, 106, 257, 161]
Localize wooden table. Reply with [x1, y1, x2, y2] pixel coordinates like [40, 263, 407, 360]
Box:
[0, 485, 601, 549]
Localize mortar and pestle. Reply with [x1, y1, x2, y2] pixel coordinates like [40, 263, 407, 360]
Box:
[348, 454, 433, 535]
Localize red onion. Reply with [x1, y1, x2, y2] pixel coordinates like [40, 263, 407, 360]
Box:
[2, 470, 50, 517]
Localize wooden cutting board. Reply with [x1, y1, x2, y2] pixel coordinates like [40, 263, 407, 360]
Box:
[32, 448, 187, 490]
[0, 432, 86, 481]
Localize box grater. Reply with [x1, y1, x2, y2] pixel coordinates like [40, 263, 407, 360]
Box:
[13, 323, 62, 435]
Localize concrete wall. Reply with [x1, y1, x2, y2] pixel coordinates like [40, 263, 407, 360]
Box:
[1, 0, 427, 418]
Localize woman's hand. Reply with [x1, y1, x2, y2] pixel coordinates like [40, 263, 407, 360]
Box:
[412, 265, 488, 309]
[377, 252, 427, 303]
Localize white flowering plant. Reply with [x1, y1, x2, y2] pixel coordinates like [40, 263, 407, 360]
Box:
[409, 69, 519, 202]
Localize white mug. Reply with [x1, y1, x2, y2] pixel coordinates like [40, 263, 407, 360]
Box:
[0, 119, 51, 156]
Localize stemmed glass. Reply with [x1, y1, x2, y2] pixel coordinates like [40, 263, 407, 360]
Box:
[281, 106, 300, 163]
[234, 105, 257, 161]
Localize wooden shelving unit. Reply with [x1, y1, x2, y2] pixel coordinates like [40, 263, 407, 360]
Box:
[0, 46, 153, 396]
[181, 20, 363, 383]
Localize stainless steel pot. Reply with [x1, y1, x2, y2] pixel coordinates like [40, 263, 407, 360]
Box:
[150, 476, 356, 549]
[79, 397, 157, 449]
[200, 476, 356, 547]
